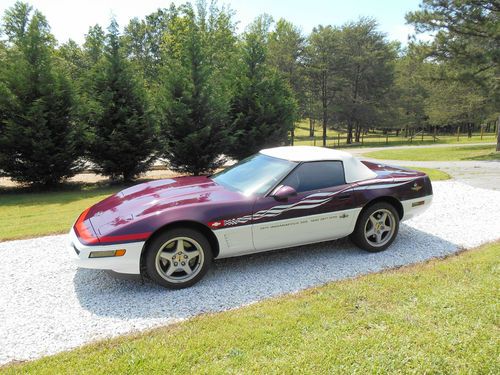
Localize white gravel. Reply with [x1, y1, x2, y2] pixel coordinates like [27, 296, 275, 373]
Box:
[1, 180, 499, 365]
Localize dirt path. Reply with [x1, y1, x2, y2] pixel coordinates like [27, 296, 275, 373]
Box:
[0, 169, 182, 188]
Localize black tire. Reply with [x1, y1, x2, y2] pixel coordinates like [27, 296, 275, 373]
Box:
[144, 228, 213, 289]
[350, 202, 400, 252]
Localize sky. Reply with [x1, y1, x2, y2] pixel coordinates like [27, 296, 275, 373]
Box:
[0, 0, 426, 45]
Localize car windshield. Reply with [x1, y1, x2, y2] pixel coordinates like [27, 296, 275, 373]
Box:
[212, 154, 297, 196]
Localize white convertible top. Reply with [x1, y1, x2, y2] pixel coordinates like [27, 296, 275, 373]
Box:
[260, 146, 377, 183]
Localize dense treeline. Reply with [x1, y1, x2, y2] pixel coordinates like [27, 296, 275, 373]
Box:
[0, 0, 498, 186]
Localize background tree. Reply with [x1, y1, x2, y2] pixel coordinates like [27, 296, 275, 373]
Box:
[407, 0, 499, 149]
[123, 5, 179, 84]
[83, 24, 105, 66]
[57, 39, 85, 82]
[228, 24, 297, 160]
[424, 67, 489, 136]
[306, 25, 342, 146]
[87, 19, 157, 181]
[394, 46, 429, 137]
[0, 2, 84, 186]
[336, 18, 397, 143]
[158, 3, 236, 175]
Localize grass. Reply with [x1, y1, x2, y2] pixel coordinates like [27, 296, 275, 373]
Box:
[3, 241, 499, 374]
[293, 121, 498, 148]
[0, 184, 122, 241]
[365, 144, 500, 161]
[402, 166, 451, 181]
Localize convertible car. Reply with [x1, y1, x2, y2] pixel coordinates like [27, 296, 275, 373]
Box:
[69, 146, 433, 289]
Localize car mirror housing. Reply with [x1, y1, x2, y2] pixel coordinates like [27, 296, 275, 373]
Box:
[272, 185, 297, 201]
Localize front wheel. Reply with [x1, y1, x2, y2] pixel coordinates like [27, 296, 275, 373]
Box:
[350, 202, 399, 252]
[144, 228, 213, 289]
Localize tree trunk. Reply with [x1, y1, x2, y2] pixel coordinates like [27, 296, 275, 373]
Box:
[347, 121, 353, 144]
[309, 117, 314, 138]
[467, 123, 472, 138]
[347, 65, 360, 146]
[321, 71, 327, 147]
[496, 115, 500, 152]
[322, 105, 327, 147]
[355, 124, 361, 143]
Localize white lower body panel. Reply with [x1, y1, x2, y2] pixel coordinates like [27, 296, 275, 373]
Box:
[68, 228, 143, 274]
[215, 207, 362, 259]
[401, 195, 433, 221]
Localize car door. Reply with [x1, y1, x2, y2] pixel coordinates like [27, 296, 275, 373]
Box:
[251, 161, 358, 252]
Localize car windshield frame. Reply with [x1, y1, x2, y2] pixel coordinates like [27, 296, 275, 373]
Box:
[211, 154, 298, 196]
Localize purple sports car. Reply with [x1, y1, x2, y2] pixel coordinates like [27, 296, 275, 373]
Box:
[69, 146, 433, 289]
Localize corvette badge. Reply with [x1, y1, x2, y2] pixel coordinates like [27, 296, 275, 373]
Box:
[208, 221, 223, 228]
[411, 183, 422, 192]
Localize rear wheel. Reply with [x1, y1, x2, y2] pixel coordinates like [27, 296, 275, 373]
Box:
[350, 202, 399, 252]
[144, 228, 213, 289]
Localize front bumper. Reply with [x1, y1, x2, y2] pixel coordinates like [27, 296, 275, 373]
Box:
[68, 228, 144, 274]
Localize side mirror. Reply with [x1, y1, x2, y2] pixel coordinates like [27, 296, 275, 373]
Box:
[272, 185, 297, 201]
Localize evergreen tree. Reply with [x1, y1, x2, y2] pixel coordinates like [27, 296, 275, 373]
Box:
[87, 19, 157, 181]
[268, 18, 306, 141]
[158, 3, 236, 175]
[227, 26, 296, 160]
[0, 2, 84, 186]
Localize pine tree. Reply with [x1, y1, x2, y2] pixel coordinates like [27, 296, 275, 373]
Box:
[227, 27, 296, 160]
[158, 4, 235, 175]
[87, 19, 157, 181]
[0, 2, 84, 186]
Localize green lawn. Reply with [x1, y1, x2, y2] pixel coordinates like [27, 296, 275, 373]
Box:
[293, 121, 497, 148]
[403, 166, 451, 181]
[4, 242, 499, 374]
[0, 185, 122, 241]
[365, 144, 500, 161]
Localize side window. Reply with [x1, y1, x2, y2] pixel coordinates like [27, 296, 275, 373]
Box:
[281, 161, 345, 193]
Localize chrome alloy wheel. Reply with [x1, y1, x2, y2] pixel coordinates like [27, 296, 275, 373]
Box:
[363, 208, 396, 247]
[155, 237, 204, 284]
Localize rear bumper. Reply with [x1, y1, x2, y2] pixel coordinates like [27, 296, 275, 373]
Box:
[68, 228, 144, 274]
[401, 195, 433, 221]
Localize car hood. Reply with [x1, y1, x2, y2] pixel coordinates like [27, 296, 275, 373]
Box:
[86, 176, 236, 238]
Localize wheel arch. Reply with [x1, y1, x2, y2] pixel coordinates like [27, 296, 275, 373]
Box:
[140, 220, 220, 276]
[361, 196, 404, 220]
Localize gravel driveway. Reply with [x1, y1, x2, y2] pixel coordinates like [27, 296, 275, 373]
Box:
[1, 181, 499, 365]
